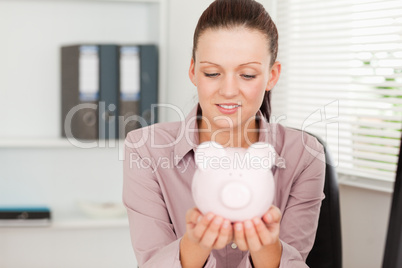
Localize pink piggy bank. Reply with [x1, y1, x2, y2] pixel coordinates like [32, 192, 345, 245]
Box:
[192, 141, 276, 222]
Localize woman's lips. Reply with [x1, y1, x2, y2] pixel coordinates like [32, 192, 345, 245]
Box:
[216, 103, 241, 114]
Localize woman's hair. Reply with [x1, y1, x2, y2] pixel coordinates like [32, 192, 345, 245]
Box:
[192, 0, 278, 122]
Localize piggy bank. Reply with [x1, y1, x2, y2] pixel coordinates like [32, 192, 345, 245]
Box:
[191, 141, 276, 222]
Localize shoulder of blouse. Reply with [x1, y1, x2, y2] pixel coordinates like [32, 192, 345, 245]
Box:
[271, 124, 325, 166]
[124, 120, 186, 157]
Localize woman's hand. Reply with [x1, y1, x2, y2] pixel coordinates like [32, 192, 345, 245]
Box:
[185, 207, 233, 249]
[233, 206, 282, 268]
[180, 207, 233, 267]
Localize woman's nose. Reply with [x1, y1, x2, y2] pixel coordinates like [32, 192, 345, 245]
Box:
[218, 75, 239, 98]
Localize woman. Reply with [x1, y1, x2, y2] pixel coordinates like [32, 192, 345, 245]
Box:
[123, 0, 325, 267]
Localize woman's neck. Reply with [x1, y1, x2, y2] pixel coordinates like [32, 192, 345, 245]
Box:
[198, 117, 260, 148]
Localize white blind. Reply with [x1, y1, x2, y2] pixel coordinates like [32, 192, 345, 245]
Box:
[272, 0, 402, 183]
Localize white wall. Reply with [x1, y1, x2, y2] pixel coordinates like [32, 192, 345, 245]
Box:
[339, 185, 392, 268]
[165, 1, 394, 268]
[164, 0, 211, 121]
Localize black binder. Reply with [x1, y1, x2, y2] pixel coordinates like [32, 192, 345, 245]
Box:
[0, 207, 51, 227]
[99, 45, 119, 140]
[140, 44, 159, 126]
[61, 45, 99, 140]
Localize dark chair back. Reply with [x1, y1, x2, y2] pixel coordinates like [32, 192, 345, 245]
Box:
[305, 133, 343, 268]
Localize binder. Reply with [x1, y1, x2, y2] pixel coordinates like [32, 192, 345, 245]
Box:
[61, 44, 158, 140]
[119, 46, 141, 138]
[0, 206, 51, 227]
[139, 44, 159, 126]
[119, 44, 159, 138]
[61, 45, 99, 140]
[99, 45, 119, 140]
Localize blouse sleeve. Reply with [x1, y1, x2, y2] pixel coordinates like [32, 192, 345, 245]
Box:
[123, 132, 183, 267]
[278, 137, 326, 267]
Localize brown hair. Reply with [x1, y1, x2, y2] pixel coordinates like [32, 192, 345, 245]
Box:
[192, 0, 278, 122]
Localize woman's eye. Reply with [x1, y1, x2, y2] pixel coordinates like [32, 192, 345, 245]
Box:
[241, 74, 256, 80]
[204, 72, 220, 78]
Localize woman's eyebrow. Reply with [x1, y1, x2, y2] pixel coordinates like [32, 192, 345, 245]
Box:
[199, 61, 262, 66]
[200, 61, 220, 66]
[239, 61, 262, 66]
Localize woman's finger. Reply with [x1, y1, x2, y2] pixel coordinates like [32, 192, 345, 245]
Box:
[252, 217, 275, 246]
[261, 206, 281, 241]
[191, 212, 215, 242]
[262, 206, 281, 225]
[199, 216, 223, 248]
[185, 207, 202, 224]
[212, 219, 232, 249]
[243, 220, 263, 252]
[185, 208, 203, 230]
[233, 222, 248, 251]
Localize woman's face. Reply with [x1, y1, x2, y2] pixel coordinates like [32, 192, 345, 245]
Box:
[189, 26, 281, 133]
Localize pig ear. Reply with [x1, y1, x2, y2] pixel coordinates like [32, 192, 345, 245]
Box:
[247, 142, 276, 168]
[194, 141, 225, 170]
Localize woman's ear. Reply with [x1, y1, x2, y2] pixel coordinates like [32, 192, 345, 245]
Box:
[266, 61, 281, 92]
[189, 58, 197, 86]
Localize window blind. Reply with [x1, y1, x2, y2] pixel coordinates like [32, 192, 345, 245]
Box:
[272, 0, 402, 185]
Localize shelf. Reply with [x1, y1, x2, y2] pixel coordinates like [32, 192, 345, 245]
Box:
[338, 172, 394, 193]
[51, 210, 129, 229]
[0, 0, 161, 3]
[0, 138, 75, 148]
[51, 217, 128, 229]
[0, 138, 126, 149]
[0, 209, 129, 229]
